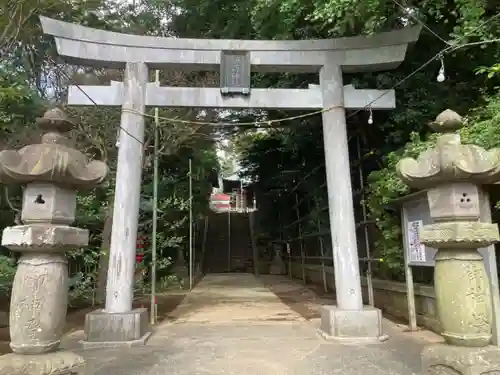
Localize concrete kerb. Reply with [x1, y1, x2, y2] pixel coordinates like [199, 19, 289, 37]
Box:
[80, 331, 152, 349]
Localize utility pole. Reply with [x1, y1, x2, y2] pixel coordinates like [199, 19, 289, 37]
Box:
[150, 69, 160, 324]
[189, 158, 193, 290]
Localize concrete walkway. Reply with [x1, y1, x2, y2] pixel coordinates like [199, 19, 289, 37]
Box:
[62, 274, 442, 374]
[156, 273, 305, 324]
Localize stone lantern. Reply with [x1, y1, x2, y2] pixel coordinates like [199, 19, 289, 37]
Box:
[269, 242, 285, 275]
[397, 109, 500, 374]
[0, 108, 108, 375]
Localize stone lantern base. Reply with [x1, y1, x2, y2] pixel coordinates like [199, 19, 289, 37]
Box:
[422, 343, 500, 374]
[0, 350, 85, 375]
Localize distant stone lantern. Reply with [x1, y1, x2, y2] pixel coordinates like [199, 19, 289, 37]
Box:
[0, 108, 107, 375]
[397, 109, 500, 374]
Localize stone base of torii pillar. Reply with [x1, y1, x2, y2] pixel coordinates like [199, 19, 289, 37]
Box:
[317, 307, 384, 342]
[82, 309, 151, 349]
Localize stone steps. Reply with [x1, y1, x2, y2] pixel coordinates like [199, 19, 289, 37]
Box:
[204, 212, 254, 273]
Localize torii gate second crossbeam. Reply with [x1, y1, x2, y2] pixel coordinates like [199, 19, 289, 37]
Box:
[68, 82, 395, 110]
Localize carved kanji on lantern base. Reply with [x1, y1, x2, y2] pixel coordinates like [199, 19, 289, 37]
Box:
[0, 108, 108, 375]
[397, 109, 500, 375]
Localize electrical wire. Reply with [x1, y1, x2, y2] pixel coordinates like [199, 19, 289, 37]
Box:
[261, 11, 500, 207]
[344, 14, 500, 121]
[54, 35, 499, 130]
[47, 14, 500, 146]
[391, 0, 451, 46]
[255, 9, 500, 262]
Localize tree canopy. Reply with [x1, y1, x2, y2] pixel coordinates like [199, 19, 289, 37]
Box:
[167, 0, 500, 280]
[0, 0, 221, 301]
[0, 0, 499, 296]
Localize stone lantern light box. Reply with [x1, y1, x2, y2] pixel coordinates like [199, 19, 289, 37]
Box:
[427, 183, 480, 223]
[22, 182, 77, 226]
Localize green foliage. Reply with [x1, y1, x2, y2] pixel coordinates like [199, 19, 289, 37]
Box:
[365, 132, 437, 278]
[366, 92, 500, 278]
[0, 254, 15, 294]
[477, 64, 500, 79]
[248, 0, 500, 40]
[0, 65, 45, 146]
[168, 0, 500, 280]
[0, 0, 498, 300]
[0, 0, 221, 304]
[169, 0, 500, 42]
[170, 0, 255, 38]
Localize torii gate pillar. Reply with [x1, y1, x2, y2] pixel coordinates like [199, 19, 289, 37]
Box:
[318, 61, 381, 339]
[40, 16, 420, 346]
[321, 63, 363, 310]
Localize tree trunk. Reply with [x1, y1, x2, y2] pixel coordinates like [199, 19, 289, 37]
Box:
[96, 199, 114, 303]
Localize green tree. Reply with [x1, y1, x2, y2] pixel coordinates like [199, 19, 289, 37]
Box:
[167, 0, 500, 280]
[0, 0, 221, 303]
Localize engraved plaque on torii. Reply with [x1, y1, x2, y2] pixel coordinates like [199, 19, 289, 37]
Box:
[220, 50, 251, 96]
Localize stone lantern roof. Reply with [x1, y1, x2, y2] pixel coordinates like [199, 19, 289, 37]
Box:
[397, 109, 500, 189]
[0, 108, 108, 188]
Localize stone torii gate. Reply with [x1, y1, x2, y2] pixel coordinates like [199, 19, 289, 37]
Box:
[40, 16, 420, 345]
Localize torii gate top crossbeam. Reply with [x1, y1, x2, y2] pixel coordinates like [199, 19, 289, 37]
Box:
[40, 17, 420, 73]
